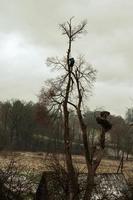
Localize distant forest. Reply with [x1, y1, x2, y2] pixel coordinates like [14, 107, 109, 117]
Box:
[0, 99, 133, 158]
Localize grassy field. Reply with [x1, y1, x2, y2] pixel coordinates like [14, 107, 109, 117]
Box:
[0, 151, 133, 185]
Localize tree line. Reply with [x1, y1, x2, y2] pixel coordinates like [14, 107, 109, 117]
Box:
[0, 99, 132, 158]
[0, 100, 49, 151]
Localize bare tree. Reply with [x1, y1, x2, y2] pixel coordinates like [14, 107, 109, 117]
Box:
[68, 58, 112, 199]
[39, 18, 112, 200]
[40, 17, 89, 200]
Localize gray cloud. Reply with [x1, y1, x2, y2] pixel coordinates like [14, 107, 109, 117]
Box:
[0, 0, 133, 116]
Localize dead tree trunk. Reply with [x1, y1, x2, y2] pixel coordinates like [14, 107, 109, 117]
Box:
[63, 104, 79, 200]
[61, 18, 80, 200]
[77, 110, 112, 199]
[77, 108, 95, 200]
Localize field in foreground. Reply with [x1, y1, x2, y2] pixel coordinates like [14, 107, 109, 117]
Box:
[0, 151, 133, 185]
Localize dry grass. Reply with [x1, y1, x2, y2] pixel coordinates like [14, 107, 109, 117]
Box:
[74, 155, 133, 185]
[0, 151, 133, 184]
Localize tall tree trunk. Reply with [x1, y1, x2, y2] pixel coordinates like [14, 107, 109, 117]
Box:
[77, 108, 94, 200]
[83, 169, 95, 200]
[62, 19, 80, 199]
[63, 104, 79, 200]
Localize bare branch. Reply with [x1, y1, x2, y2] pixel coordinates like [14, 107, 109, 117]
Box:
[59, 23, 70, 37]
[47, 57, 67, 70]
[71, 20, 87, 40]
[59, 18, 87, 42]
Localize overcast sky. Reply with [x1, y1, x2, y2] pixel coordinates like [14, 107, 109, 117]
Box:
[0, 0, 133, 117]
